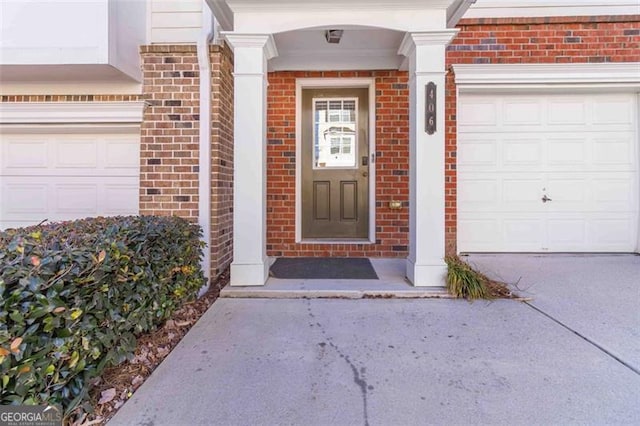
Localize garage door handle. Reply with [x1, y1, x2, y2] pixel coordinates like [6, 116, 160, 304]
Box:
[542, 195, 552, 203]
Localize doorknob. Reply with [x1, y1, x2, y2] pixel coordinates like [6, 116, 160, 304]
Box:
[362, 171, 368, 177]
[542, 194, 552, 203]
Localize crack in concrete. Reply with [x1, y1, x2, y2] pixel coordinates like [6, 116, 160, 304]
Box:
[304, 299, 371, 426]
[524, 301, 640, 376]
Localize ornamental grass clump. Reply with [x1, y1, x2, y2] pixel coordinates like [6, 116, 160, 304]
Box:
[0, 216, 205, 416]
[445, 255, 514, 300]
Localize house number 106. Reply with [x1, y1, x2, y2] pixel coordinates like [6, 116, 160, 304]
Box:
[425, 82, 437, 135]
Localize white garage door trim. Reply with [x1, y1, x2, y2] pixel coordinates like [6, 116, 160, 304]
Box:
[0, 101, 146, 124]
[453, 63, 640, 88]
[454, 63, 640, 253]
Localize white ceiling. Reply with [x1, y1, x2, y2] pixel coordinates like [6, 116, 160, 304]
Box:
[270, 27, 406, 71]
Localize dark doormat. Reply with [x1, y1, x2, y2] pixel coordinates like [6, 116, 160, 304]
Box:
[270, 257, 379, 280]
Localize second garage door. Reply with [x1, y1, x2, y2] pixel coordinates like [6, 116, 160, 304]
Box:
[0, 127, 140, 230]
[457, 92, 638, 253]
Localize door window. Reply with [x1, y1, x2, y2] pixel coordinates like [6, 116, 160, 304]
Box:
[313, 98, 357, 169]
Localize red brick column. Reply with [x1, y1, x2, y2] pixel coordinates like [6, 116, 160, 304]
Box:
[209, 44, 234, 275]
[139, 45, 200, 220]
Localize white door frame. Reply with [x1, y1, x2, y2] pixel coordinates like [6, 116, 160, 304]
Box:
[295, 77, 376, 243]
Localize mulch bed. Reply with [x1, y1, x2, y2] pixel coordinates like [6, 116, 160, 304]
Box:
[69, 270, 229, 426]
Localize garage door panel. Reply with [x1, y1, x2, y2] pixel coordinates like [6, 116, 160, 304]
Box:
[547, 137, 586, 166]
[104, 185, 139, 213]
[457, 138, 496, 170]
[590, 217, 637, 248]
[503, 218, 545, 249]
[503, 100, 542, 126]
[543, 178, 586, 207]
[56, 140, 98, 168]
[547, 219, 586, 248]
[503, 138, 542, 167]
[458, 100, 497, 126]
[3, 183, 49, 214]
[0, 130, 140, 230]
[3, 138, 49, 169]
[105, 140, 140, 169]
[457, 218, 501, 251]
[458, 179, 498, 208]
[2, 133, 139, 176]
[458, 92, 638, 253]
[55, 184, 98, 213]
[503, 178, 544, 209]
[593, 96, 635, 125]
[591, 177, 636, 209]
[547, 99, 587, 125]
[593, 135, 635, 167]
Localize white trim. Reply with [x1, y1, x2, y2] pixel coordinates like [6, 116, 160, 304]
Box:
[220, 33, 278, 59]
[0, 123, 140, 134]
[0, 102, 146, 124]
[398, 30, 460, 56]
[453, 63, 640, 89]
[295, 77, 376, 244]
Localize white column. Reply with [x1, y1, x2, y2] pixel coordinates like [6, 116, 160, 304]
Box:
[223, 33, 278, 286]
[398, 30, 458, 287]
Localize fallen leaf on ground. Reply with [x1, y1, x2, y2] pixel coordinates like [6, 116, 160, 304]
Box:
[131, 375, 144, 388]
[98, 388, 116, 405]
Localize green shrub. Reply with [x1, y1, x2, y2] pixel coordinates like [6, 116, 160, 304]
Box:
[0, 216, 205, 413]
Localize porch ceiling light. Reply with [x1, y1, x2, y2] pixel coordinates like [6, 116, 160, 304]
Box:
[325, 29, 343, 44]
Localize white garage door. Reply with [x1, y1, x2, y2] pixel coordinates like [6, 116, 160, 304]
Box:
[0, 128, 140, 230]
[458, 92, 639, 252]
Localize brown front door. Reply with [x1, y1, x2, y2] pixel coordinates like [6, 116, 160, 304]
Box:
[301, 88, 369, 239]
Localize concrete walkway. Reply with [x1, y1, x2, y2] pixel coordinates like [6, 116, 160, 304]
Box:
[109, 255, 640, 426]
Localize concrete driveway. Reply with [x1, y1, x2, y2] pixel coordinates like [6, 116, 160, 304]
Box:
[110, 255, 640, 426]
[466, 254, 640, 373]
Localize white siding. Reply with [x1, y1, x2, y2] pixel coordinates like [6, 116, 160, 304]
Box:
[150, 0, 202, 43]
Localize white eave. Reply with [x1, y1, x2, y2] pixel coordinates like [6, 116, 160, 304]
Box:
[207, 0, 474, 32]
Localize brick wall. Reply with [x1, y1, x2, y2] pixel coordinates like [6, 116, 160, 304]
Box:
[139, 45, 201, 220]
[449, 15, 640, 64]
[267, 70, 410, 258]
[443, 14, 640, 253]
[265, 15, 639, 258]
[140, 43, 234, 277]
[209, 44, 234, 275]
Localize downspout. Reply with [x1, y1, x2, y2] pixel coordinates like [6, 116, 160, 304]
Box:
[197, 1, 214, 295]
